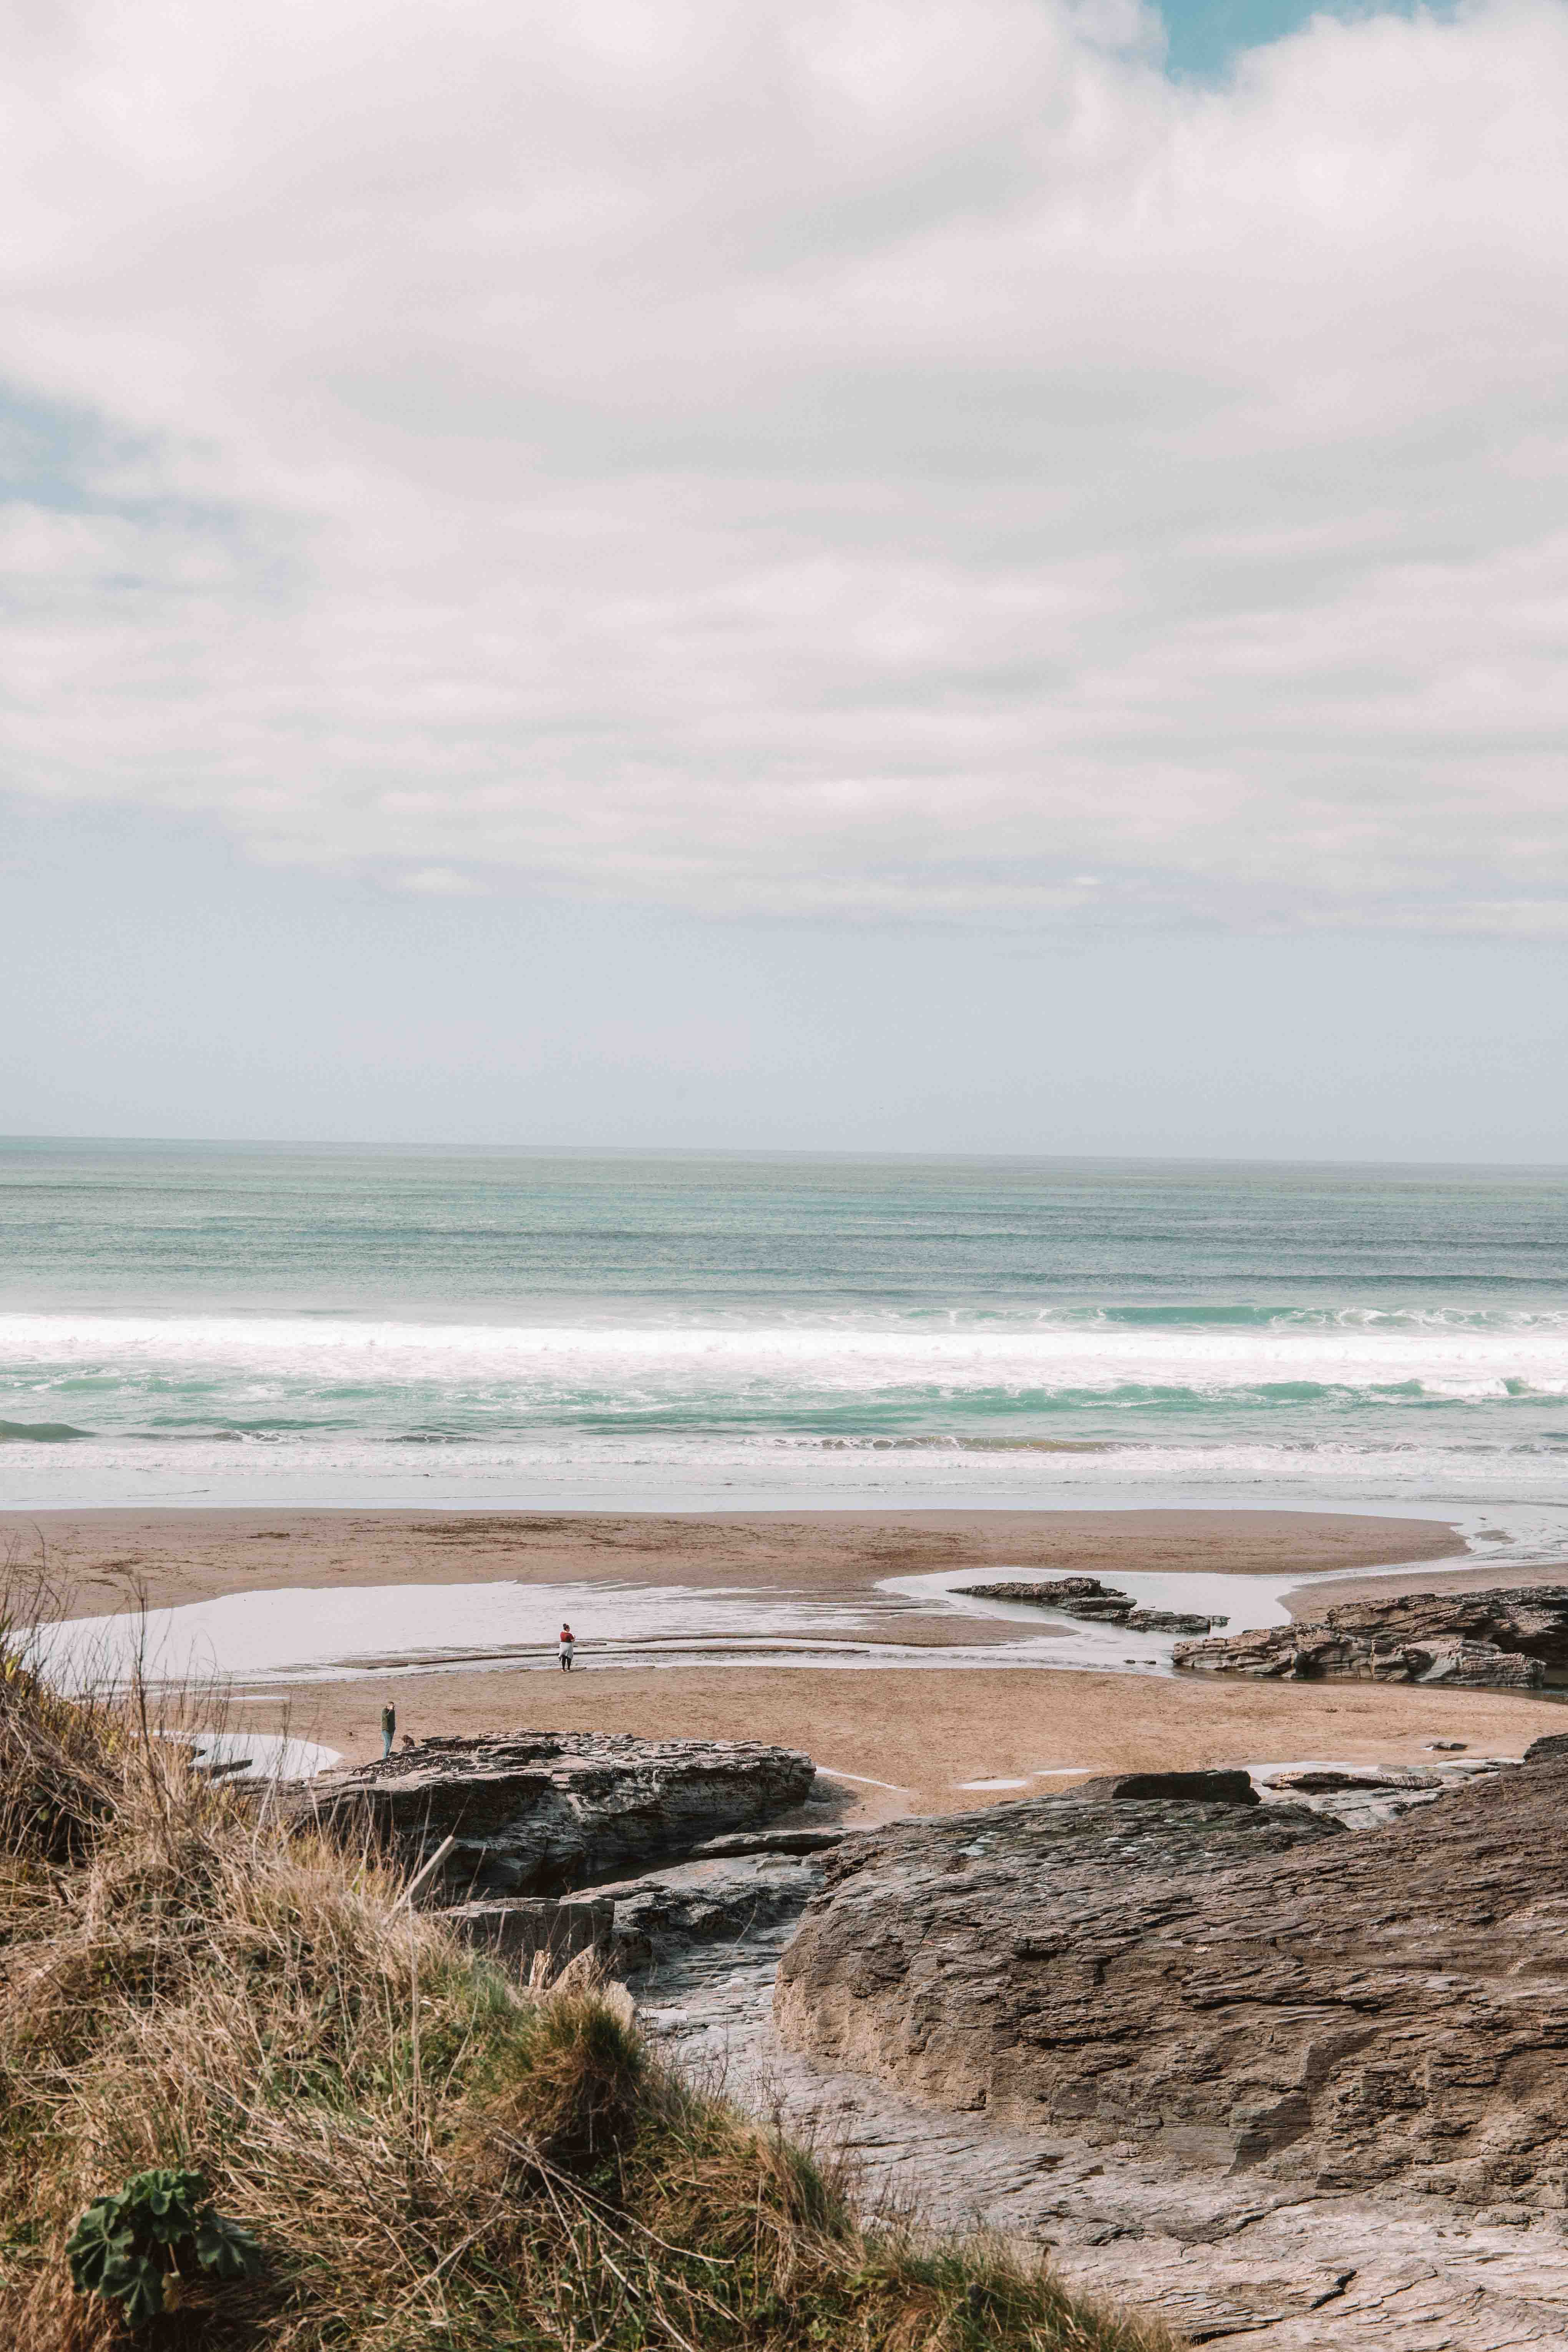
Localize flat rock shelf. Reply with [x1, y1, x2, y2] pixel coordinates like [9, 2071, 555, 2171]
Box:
[294, 1730, 816, 1897]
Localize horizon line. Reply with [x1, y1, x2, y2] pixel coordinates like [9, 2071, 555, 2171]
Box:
[3, 1134, 1568, 1175]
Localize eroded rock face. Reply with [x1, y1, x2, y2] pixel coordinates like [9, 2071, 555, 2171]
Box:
[1174, 1585, 1568, 1687]
[773, 1763, 1568, 2208]
[300, 1732, 814, 1897]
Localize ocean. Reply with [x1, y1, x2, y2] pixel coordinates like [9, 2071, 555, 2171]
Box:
[3, 1141, 1568, 1552]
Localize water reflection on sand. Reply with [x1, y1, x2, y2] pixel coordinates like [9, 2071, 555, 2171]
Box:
[34, 1561, 1301, 1692]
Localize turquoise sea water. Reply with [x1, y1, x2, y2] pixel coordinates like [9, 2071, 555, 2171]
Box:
[2, 1142, 1567, 1539]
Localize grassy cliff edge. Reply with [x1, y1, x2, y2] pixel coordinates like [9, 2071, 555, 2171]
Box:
[0, 1635, 1177, 2352]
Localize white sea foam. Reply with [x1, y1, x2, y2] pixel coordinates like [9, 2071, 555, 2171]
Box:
[8, 1428, 1568, 1518]
[6, 1297, 1568, 1518]
[6, 1307, 1568, 1398]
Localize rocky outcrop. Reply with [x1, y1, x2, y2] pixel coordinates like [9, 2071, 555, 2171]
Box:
[299, 1732, 814, 1897]
[774, 1759, 1568, 2209]
[953, 1577, 1225, 1633]
[650, 1911, 1568, 2350]
[1173, 1584, 1568, 1687]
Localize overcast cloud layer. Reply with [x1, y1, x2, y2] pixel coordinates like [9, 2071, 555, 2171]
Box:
[3, 0, 1568, 931]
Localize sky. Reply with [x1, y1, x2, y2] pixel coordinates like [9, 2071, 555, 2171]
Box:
[4, 0, 1568, 1157]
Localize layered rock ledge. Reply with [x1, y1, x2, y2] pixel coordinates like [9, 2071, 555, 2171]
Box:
[954, 1577, 1224, 1634]
[773, 1756, 1568, 2209]
[297, 1731, 814, 1897]
[1174, 1583, 1568, 1687]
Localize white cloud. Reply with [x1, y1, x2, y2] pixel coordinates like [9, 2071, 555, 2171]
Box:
[2, 0, 1568, 930]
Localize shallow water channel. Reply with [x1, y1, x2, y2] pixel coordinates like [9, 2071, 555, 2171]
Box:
[35, 1559, 1312, 1692]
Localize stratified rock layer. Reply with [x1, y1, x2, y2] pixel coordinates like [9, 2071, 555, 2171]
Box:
[774, 1760, 1568, 2208]
[954, 1577, 1135, 1622]
[1174, 1584, 1568, 1687]
[300, 1732, 814, 1896]
[954, 1578, 1223, 1633]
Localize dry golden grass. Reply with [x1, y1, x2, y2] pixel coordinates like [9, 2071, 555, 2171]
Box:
[0, 1601, 1179, 2352]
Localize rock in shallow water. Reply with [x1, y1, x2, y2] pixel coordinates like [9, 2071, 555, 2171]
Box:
[1123, 1608, 1223, 1634]
[952, 1577, 1135, 1622]
[952, 1579, 1223, 1633]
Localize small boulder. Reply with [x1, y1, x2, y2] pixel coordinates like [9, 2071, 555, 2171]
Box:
[1066, 1769, 1259, 1807]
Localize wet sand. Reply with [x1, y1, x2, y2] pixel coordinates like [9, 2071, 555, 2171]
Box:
[5, 1504, 1465, 1622]
[230, 1661, 1554, 1821]
[1284, 1554, 1568, 1615]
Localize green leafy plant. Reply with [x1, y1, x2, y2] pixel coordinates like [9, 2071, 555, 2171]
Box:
[66, 2166, 261, 2329]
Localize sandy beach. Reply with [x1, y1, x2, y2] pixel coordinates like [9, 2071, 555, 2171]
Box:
[10, 1502, 1555, 1816]
[226, 1660, 1555, 1821]
[5, 1501, 1467, 1618]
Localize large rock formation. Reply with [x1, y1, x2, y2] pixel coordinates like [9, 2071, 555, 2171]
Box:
[773, 1756, 1568, 2210]
[1173, 1584, 1568, 1687]
[299, 1731, 814, 1897]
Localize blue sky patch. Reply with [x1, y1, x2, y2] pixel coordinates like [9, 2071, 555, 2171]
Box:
[1158, 0, 1439, 77]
